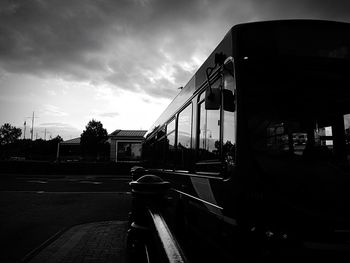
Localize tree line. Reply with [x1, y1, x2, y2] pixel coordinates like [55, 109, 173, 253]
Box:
[0, 120, 109, 161]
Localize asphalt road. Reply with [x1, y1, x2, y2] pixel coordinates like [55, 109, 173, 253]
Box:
[0, 174, 132, 192]
[0, 174, 132, 263]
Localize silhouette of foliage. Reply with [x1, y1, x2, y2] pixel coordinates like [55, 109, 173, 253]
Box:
[0, 135, 64, 160]
[0, 123, 22, 145]
[52, 135, 63, 143]
[80, 119, 109, 160]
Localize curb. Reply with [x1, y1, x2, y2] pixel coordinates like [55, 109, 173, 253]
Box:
[21, 227, 69, 263]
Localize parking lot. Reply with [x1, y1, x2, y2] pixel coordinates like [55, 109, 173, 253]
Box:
[0, 174, 132, 263]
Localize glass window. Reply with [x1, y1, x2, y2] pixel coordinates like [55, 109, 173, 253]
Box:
[199, 91, 206, 102]
[154, 137, 166, 167]
[117, 142, 142, 161]
[198, 100, 220, 160]
[178, 105, 192, 149]
[157, 126, 166, 140]
[223, 72, 236, 165]
[250, 117, 344, 160]
[177, 104, 193, 169]
[167, 118, 176, 134]
[165, 118, 176, 169]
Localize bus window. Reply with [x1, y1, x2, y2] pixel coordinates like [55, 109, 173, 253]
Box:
[223, 72, 236, 166]
[167, 118, 176, 134]
[153, 126, 166, 168]
[177, 103, 192, 170]
[142, 135, 155, 166]
[198, 99, 221, 161]
[165, 118, 176, 169]
[157, 126, 166, 140]
[155, 137, 166, 168]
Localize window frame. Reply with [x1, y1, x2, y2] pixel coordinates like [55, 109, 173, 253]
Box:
[177, 102, 193, 149]
[196, 76, 223, 174]
[195, 70, 237, 175]
[175, 102, 193, 171]
[163, 117, 177, 170]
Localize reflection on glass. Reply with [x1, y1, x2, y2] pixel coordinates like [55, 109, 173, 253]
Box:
[177, 104, 192, 169]
[223, 111, 236, 164]
[167, 118, 176, 133]
[165, 131, 176, 168]
[223, 70, 236, 165]
[118, 142, 142, 160]
[199, 101, 220, 160]
[250, 114, 350, 164]
[178, 105, 192, 149]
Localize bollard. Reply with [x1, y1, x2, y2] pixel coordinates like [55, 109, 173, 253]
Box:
[127, 174, 170, 262]
[130, 166, 147, 181]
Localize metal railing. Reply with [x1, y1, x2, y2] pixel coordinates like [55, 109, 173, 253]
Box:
[127, 172, 188, 263]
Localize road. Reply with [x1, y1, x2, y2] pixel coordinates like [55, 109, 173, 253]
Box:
[0, 174, 132, 263]
[0, 174, 132, 192]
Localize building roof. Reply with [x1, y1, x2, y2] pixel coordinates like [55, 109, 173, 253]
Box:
[61, 137, 81, 145]
[60, 130, 147, 145]
[109, 130, 147, 138]
[108, 129, 121, 136]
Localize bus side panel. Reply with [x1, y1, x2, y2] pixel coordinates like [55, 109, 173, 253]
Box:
[159, 171, 243, 262]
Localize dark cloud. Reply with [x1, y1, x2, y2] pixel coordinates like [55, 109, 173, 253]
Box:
[0, 0, 349, 99]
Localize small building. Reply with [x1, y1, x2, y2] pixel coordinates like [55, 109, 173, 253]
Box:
[59, 130, 147, 162]
[108, 130, 147, 162]
[59, 137, 82, 161]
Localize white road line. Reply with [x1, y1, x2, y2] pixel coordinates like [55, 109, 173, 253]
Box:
[0, 190, 132, 194]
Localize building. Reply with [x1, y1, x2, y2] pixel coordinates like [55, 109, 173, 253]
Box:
[108, 130, 147, 162]
[59, 130, 146, 162]
[59, 137, 82, 161]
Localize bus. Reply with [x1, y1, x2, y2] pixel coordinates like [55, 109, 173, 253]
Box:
[130, 20, 350, 262]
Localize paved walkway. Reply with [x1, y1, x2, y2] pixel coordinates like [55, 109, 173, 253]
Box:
[27, 221, 129, 263]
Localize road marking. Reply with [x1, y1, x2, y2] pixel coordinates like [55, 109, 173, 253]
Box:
[27, 180, 48, 184]
[0, 190, 132, 194]
[79, 181, 103, 185]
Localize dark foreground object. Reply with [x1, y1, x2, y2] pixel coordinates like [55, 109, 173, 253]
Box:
[27, 221, 128, 263]
[127, 174, 188, 263]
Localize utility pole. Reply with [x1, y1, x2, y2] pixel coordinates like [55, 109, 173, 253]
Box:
[56, 141, 60, 162]
[25, 112, 39, 141]
[31, 111, 35, 140]
[44, 128, 47, 141]
[23, 121, 27, 139]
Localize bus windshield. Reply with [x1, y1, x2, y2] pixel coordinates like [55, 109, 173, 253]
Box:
[246, 57, 350, 164]
[244, 57, 350, 221]
[249, 111, 350, 168]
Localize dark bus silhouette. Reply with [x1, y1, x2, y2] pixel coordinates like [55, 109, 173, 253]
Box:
[129, 20, 350, 262]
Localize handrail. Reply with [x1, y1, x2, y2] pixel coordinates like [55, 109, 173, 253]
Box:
[128, 174, 188, 263]
[147, 208, 188, 263]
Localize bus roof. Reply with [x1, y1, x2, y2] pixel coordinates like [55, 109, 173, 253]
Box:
[145, 26, 233, 138]
[145, 19, 350, 139]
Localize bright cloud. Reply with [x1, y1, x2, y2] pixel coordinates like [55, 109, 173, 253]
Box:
[42, 104, 68, 117]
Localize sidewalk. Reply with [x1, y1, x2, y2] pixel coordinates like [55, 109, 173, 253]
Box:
[26, 221, 129, 263]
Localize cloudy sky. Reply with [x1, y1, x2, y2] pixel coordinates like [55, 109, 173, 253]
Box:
[0, 0, 349, 140]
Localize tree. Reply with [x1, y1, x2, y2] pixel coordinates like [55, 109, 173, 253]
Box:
[0, 123, 22, 145]
[80, 119, 108, 160]
[50, 135, 63, 144]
